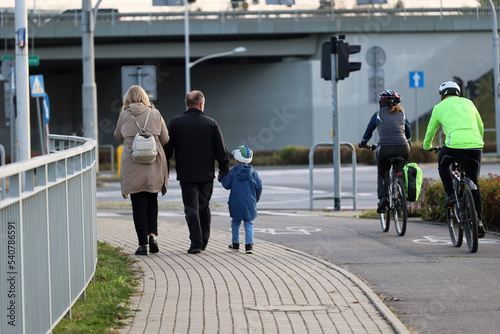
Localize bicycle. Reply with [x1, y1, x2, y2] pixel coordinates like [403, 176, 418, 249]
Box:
[430, 147, 478, 253]
[360, 144, 407, 236]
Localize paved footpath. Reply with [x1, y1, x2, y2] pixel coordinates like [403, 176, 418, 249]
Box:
[98, 215, 410, 334]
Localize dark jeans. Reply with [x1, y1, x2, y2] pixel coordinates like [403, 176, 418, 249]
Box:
[130, 192, 159, 246]
[438, 146, 482, 220]
[180, 181, 214, 249]
[376, 145, 410, 198]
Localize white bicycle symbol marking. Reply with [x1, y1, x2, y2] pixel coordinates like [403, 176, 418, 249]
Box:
[254, 227, 322, 235]
[413, 236, 452, 245]
[413, 235, 500, 245]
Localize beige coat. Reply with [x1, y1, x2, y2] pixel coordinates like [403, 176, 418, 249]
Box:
[114, 103, 169, 196]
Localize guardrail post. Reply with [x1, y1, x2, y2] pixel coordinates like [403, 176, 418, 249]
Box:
[309, 142, 357, 211]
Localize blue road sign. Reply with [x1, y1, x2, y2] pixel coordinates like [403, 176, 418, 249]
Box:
[43, 93, 50, 124]
[409, 71, 424, 88]
[29, 75, 45, 97]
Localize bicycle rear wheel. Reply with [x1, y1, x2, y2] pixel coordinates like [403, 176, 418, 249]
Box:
[393, 177, 407, 236]
[462, 189, 478, 253]
[380, 211, 390, 232]
[447, 206, 462, 247]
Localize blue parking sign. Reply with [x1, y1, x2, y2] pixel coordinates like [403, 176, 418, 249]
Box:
[409, 71, 424, 88]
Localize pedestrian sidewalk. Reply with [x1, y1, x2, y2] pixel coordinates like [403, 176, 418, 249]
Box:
[97, 214, 410, 334]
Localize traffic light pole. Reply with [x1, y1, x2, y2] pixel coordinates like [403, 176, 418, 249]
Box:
[15, 0, 30, 163]
[82, 0, 99, 170]
[485, 0, 500, 158]
[330, 37, 341, 211]
[321, 35, 361, 211]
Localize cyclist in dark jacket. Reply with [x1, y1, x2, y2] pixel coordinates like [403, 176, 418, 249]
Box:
[359, 89, 412, 213]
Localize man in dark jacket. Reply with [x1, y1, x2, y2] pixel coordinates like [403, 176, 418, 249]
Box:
[165, 90, 230, 254]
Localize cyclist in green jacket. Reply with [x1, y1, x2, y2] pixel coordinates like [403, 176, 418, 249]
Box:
[422, 80, 485, 237]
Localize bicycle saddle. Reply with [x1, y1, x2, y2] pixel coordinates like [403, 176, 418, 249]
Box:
[452, 154, 470, 163]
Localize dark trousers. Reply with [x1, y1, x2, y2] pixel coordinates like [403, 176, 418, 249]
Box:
[438, 146, 482, 220]
[376, 145, 410, 198]
[180, 181, 214, 249]
[130, 192, 158, 246]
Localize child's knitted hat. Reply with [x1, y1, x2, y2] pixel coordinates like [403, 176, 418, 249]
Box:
[231, 145, 253, 164]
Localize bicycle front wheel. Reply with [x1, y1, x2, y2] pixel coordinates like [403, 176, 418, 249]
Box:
[462, 189, 478, 253]
[393, 177, 407, 236]
[447, 206, 463, 247]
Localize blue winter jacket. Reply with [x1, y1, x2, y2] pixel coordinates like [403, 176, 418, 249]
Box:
[220, 164, 262, 221]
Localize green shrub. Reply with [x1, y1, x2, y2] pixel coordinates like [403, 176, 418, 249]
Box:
[278, 145, 309, 165]
[356, 147, 376, 165]
[251, 150, 281, 166]
[483, 142, 496, 153]
[312, 146, 332, 164]
[410, 173, 500, 231]
[478, 173, 500, 231]
[247, 142, 495, 166]
[417, 178, 447, 222]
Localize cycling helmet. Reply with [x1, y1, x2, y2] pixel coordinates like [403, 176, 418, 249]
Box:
[439, 81, 460, 96]
[378, 89, 401, 106]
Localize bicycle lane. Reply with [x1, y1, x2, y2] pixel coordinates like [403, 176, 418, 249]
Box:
[209, 211, 500, 334]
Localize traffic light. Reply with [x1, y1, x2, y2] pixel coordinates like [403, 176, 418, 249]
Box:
[320, 41, 332, 81]
[467, 80, 480, 100]
[452, 76, 464, 97]
[336, 39, 361, 80]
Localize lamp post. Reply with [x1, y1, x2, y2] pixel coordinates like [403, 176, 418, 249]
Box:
[185, 47, 247, 95]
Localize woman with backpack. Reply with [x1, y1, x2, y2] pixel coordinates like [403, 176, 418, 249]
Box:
[114, 85, 169, 255]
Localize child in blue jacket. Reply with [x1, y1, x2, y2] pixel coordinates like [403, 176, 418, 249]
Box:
[219, 145, 262, 254]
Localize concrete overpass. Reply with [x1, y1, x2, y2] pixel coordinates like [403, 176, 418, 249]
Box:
[0, 6, 497, 154]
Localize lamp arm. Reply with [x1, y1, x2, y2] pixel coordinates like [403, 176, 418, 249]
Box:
[189, 51, 235, 69]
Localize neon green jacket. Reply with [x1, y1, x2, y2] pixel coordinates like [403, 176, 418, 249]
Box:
[422, 96, 484, 150]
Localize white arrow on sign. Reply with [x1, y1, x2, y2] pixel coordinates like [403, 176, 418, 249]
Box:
[412, 72, 421, 88]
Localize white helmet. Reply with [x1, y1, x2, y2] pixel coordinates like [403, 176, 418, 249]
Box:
[439, 81, 460, 96]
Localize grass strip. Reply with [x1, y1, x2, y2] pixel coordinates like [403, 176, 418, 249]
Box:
[53, 241, 138, 334]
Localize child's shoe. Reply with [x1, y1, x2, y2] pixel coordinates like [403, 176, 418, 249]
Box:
[228, 243, 239, 251]
[245, 244, 253, 254]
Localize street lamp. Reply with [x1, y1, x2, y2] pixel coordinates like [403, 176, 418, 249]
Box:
[185, 46, 247, 94]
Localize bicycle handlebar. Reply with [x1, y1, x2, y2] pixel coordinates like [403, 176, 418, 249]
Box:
[359, 143, 377, 151]
[428, 146, 441, 152]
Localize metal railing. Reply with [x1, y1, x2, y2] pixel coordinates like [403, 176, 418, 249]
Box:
[309, 142, 357, 211]
[0, 134, 97, 334]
